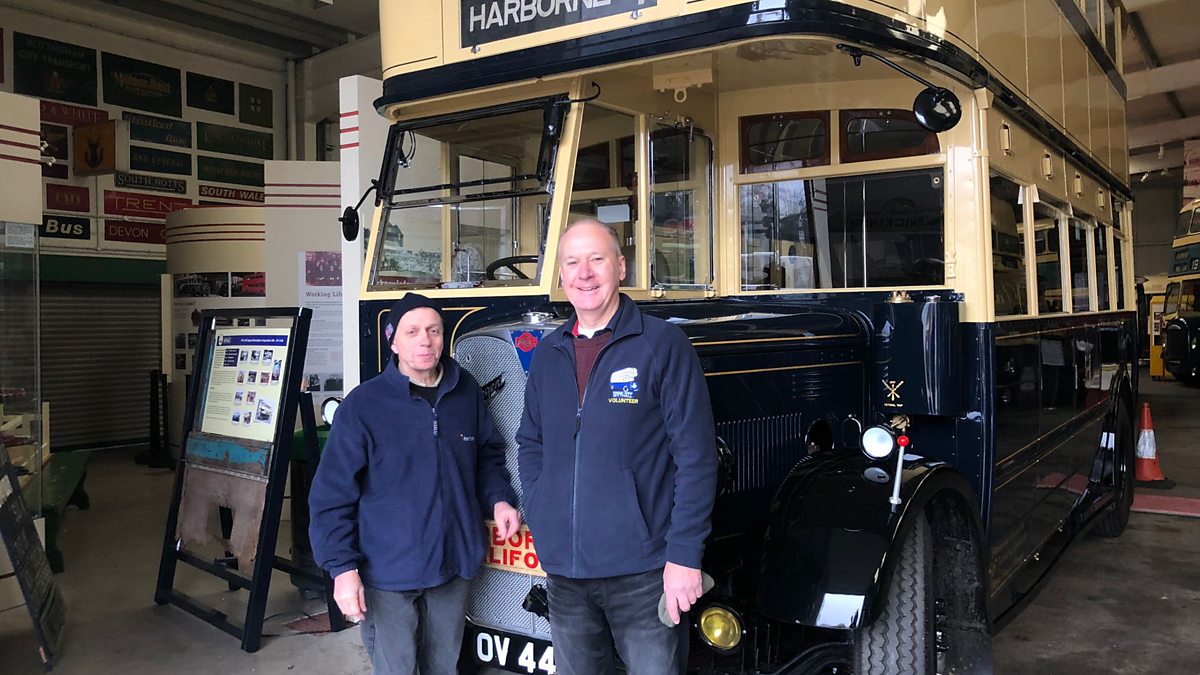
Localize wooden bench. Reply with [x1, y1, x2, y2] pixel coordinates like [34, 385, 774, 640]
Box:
[22, 451, 91, 573]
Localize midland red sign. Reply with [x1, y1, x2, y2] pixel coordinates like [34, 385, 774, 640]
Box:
[104, 219, 165, 245]
[198, 184, 264, 203]
[103, 190, 192, 219]
[46, 184, 91, 213]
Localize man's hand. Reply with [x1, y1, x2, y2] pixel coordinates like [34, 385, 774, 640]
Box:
[494, 501, 521, 541]
[333, 569, 367, 623]
[662, 561, 704, 626]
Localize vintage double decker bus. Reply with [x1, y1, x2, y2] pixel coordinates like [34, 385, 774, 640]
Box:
[345, 0, 1137, 672]
[1161, 199, 1200, 382]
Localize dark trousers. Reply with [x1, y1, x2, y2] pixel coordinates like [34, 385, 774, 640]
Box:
[361, 577, 469, 675]
[546, 569, 687, 675]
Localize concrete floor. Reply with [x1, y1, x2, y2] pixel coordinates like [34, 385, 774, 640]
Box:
[1, 369, 1197, 674]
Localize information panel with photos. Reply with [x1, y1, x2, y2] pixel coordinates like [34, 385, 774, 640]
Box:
[199, 329, 290, 443]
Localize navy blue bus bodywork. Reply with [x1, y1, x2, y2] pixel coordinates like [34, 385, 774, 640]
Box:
[358, 292, 1137, 672]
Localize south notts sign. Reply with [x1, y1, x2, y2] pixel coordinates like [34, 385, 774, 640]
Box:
[460, 0, 655, 46]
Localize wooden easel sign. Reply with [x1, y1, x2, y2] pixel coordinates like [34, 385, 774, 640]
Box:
[0, 444, 66, 669]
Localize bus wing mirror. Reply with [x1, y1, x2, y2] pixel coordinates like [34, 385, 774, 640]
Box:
[340, 206, 360, 242]
[913, 87, 962, 133]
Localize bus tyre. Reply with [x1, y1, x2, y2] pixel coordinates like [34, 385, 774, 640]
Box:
[853, 510, 934, 675]
[1093, 399, 1135, 537]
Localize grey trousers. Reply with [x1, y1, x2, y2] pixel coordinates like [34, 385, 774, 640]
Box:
[361, 577, 470, 675]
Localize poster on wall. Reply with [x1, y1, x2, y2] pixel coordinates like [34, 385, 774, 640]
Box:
[123, 111, 191, 148]
[198, 156, 264, 187]
[198, 328, 290, 442]
[13, 33, 98, 106]
[231, 272, 266, 297]
[187, 72, 235, 114]
[197, 122, 273, 160]
[40, 124, 69, 179]
[298, 251, 344, 397]
[1185, 141, 1200, 202]
[238, 83, 273, 128]
[101, 52, 182, 117]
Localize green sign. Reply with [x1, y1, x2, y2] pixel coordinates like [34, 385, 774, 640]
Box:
[239, 83, 273, 128]
[13, 33, 97, 105]
[102, 52, 181, 117]
[130, 146, 192, 176]
[116, 172, 188, 194]
[198, 156, 264, 187]
[123, 111, 191, 148]
[187, 72, 234, 114]
[196, 122, 273, 160]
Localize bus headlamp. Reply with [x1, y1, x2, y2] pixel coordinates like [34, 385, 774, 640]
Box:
[698, 605, 742, 651]
[861, 425, 897, 460]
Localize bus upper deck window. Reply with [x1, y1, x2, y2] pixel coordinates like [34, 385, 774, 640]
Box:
[990, 174, 1028, 316]
[840, 109, 939, 163]
[1068, 218, 1092, 312]
[740, 111, 830, 173]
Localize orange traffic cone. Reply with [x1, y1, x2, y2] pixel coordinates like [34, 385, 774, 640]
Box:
[1135, 402, 1175, 489]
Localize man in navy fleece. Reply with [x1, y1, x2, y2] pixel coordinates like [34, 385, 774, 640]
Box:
[310, 293, 520, 675]
[517, 220, 717, 675]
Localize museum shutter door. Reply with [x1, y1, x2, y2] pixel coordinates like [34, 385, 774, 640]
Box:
[40, 283, 161, 450]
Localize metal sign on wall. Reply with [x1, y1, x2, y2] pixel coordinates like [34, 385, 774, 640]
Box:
[197, 122, 273, 160]
[40, 101, 109, 127]
[116, 172, 188, 195]
[40, 214, 92, 240]
[198, 156, 264, 187]
[46, 184, 91, 213]
[13, 32, 97, 105]
[129, 145, 192, 176]
[102, 52, 182, 117]
[460, 0, 656, 46]
[239, 83, 273, 128]
[104, 219, 166, 245]
[123, 111, 192, 148]
[187, 72, 235, 115]
[73, 120, 130, 176]
[103, 190, 192, 219]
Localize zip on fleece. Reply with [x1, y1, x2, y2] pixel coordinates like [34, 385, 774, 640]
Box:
[561, 331, 625, 578]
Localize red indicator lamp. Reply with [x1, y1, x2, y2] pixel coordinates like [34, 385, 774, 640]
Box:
[897, 435, 910, 448]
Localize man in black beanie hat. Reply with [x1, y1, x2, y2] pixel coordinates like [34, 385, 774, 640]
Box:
[310, 293, 520, 674]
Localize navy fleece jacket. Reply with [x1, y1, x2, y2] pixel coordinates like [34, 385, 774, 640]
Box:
[516, 294, 717, 579]
[309, 358, 515, 591]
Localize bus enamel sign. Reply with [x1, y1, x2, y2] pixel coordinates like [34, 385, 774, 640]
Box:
[461, 0, 656, 47]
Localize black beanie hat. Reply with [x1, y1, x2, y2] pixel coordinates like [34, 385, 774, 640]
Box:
[384, 293, 443, 344]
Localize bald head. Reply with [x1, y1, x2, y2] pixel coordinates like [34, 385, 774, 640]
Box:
[560, 219, 621, 257]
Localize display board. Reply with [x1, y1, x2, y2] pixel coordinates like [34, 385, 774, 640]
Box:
[0, 444, 66, 669]
[155, 307, 322, 653]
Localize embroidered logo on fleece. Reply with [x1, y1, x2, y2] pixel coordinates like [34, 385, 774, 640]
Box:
[608, 367, 640, 404]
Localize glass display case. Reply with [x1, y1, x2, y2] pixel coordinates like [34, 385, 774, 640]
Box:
[0, 221, 43, 517]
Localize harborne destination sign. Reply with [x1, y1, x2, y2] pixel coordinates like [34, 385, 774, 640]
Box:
[460, 0, 655, 46]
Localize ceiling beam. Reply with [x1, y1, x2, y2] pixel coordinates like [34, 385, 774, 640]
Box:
[1126, 58, 1200, 101]
[99, 0, 316, 56]
[1130, 147, 1184, 174]
[1123, 0, 1174, 12]
[1129, 116, 1200, 148]
[1124, 12, 1189, 119]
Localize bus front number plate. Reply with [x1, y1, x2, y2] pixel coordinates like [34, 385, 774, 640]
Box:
[471, 625, 556, 674]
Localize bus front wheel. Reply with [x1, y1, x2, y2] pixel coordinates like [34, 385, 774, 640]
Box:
[853, 511, 934, 674]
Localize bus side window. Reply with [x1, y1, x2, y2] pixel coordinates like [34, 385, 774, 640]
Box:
[989, 173, 1028, 316]
[1033, 202, 1066, 314]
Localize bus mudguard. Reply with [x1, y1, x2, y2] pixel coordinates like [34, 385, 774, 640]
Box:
[755, 454, 983, 630]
